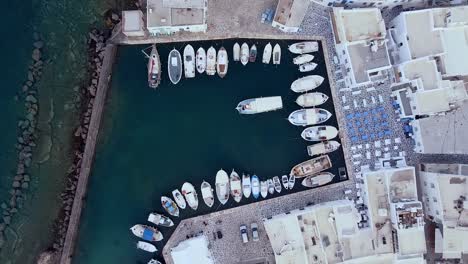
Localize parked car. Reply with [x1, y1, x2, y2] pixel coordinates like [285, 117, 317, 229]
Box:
[240, 225, 249, 243]
[251, 223, 259, 242]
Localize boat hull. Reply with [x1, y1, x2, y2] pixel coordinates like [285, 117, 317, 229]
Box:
[288, 108, 332, 126]
[206, 47, 217, 75]
[307, 140, 341, 156]
[201, 181, 215, 208]
[233, 43, 240, 61]
[217, 47, 228, 78]
[290, 155, 332, 178]
[251, 175, 260, 199]
[130, 225, 163, 242]
[241, 43, 249, 66]
[296, 92, 328, 107]
[301, 126, 339, 141]
[147, 45, 161, 89]
[161, 196, 180, 217]
[262, 43, 272, 64]
[183, 45, 195, 78]
[230, 171, 242, 202]
[236, 96, 283, 114]
[288, 41, 319, 54]
[272, 44, 281, 65]
[215, 169, 230, 204]
[196, 47, 206, 74]
[299, 62, 318, 72]
[293, 54, 314, 65]
[168, 49, 182, 84]
[291, 75, 325, 93]
[249, 45, 257, 62]
[242, 174, 251, 199]
[182, 182, 199, 210]
[260, 181, 268, 198]
[301, 172, 335, 188]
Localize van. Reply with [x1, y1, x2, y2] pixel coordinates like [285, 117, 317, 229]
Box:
[240, 225, 249, 243]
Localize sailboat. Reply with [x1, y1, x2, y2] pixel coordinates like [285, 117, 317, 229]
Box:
[183, 44, 195, 78]
[215, 169, 230, 204]
[161, 196, 180, 217]
[241, 43, 249, 66]
[201, 181, 215, 208]
[288, 175, 296, 189]
[130, 225, 163, 242]
[233, 43, 240, 61]
[251, 175, 260, 199]
[260, 181, 268, 198]
[272, 44, 281, 65]
[242, 174, 251, 198]
[206, 46, 217, 75]
[172, 189, 186, 209]
[267, 179, 274, 194]
[217, 47, 228, 78]
[196, 47, 206, 74]
[146, 44, 161, 89]
[230, 170, 242, 203]
[262, 43, 272, 64]
[147, 213, 174, 227]
[281, 175, 289, 190]
[181, 182, 199, 210]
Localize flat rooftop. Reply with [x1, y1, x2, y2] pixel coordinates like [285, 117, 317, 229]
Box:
[273, 0, 310, 27]
[401, 58, 440, 91]
[404, 10, 444, 59]
[333, 8, 386, 43]
[440, 27, 468, 77]
[147, 0, 205, 28]
[347, 41, 390, 83]
[413, 89, 450, 115]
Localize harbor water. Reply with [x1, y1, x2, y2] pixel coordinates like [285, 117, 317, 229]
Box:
[74, 39, 347, 264]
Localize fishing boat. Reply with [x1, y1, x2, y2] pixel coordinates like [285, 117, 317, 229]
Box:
[272, 44, 281, 65]
[260, 181, 268, 198]
[301, 126, 339, 141]
[293, 54, 314, 65]
[291, 75, 325, 93]
[242, 174, 251, 199]
[288, 175, 295, 189]
[215, 169, 230, 204]
[168, 49, 182, 84]
[299, 62, 318, 72]
[249, 44, 257, 62]
[289, 155, 332, 178]
[267, 179, 275, 194]
[137, 241, 157, 253]
[288, 108, 332, 126]
[181, 182, 198, 210]
[307, 141, 341, 156]
[273, 176, 281, 193]
[161, 196, 180, 217]
[196, 47, 206, 74]
[233, 43, 240, 61]
[147, 44, 161, 89]
[288, 41, 319, 54]
[236, 96, 283, 114]
[130, 224, 163, 242]
[183, 45, 195, 78]
[147, 213, 174, 227]
[301, 172, 335, 188]
[241, 43, 249, 66]
[201, 181, 215, 208]
[206, 46, 217, 75]
[251, 175, 260, 199]
[172, 189, 186, 209]
[296, 92, 328, 107]
[148, 259, 162, 264]
[217, 47, 228, 78]
[281, 175, 289, 190]
[262, 43, 272, 64]
[230, 170, 242, 203]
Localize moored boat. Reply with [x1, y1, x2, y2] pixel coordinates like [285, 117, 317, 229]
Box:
[137, 241, 158, 253]
[288, 175, 295, 189]
[301, 172, 335, 188]
[262, 43, 272, 64]
[251, 175, 260, 199]
[171, 189, 186, 210]
[267, 179, 275, 194]
[296, 92, 328, 107]
[273, 176, 281, 193]
[196, 47, 206, 74]
[215, 169, 230, 204]
[230, 170, 242, 203]
[148, 259, 162, 264]
[233, 43, 240, 61]
[168, 49, 182, 84]
[201, 181, 215, 208]
[299, 62, 318, 72]
[183, 44, 195, 78]
[161, 196, 180, 217]
[147, 213, 174, 227]
[236, 96, 283, 114]
[206, 46, 217, 75]
[290, 155, 332, 178]
[307, 141, 341, 156]
[272, 44, 281, 65]
[291, 75, 325, 93]
[260, 181, 268, 198]
[217, 47, 228, 78]
[241, 43, 249, 66]
[301, 126, 339, 141]
[293, 54, 314, 65]
[242, 174, 251, 199]
[147, 44, 161, 89]
[181, 182, 199, 210]
[288, 41, 319, 54]
[249, 44, 257, 62]
[288, 108, 332, 126]
[130, 224, 163, 242]
[281, 175, 289, 190]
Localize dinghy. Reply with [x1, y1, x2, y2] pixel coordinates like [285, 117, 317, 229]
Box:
[288, 108, 332, 126]
[293, 54, 314, 65]
[249, 44, 257, 62]
[281, 175, 289, 190]
[272, 44, 281, 65]
[307, 141, 341, 156]
[217, 47, 228, 78]
[296, 92, 328, 107]
[215, 169, 230, 204]
[299, 62, 318, 72]
[147, 44, 161, 89]
[288, 41, 319, 54]
[137, 241, 157, 253]
[288, 175, 296, 189]
[241, 43, 249, 66]
[183, 44, 195, 78]
[302, 172, 335, 188]
[236, 96, 283, 114]
[251, 175, 260, 199]
[201, 181, 215, 208]
[301, 126, 338, 141]
[181, 182, 199, 210]
[147, 213, 174, 227]
[196, 47, 206, 74]
[267, 179, 275, 194]
[291, 75, 325, 93]
[260, 181, 268, 198]
[273, 176, 281, 193]
[233, 43, 240, 61]
[242, 174, 251, 199]
[161, 196, 180, 217]
[230, 170, 242, 203]
[290, 155, 332, 178]
[168, 49, 182, 84]
[171, 189, 186, 210]
[262, 43, 272, 64]
[206, 46, 217, 75]
[148, 259, 162, 264]
[130, 224, 163, 242]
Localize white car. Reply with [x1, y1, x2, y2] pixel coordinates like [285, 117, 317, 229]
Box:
[240, 225, 249, 243]
[251, 223, 259, 242]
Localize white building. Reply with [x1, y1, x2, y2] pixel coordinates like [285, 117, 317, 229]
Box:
[170, 235, 214, 264]
[122, 10, 146, 37]
[146, 0, 207, 35]
[419, 163, 468, 260]
[272, 0, 310, 32]
[311, 0, 426, 9]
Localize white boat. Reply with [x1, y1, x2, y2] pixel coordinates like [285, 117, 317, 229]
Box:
[242, 174, 251, 199]
[147, 44, 161, 89]
[201, 181, 215, 208]
[291, 75, 325, 93]
[148, 259, 162, 264]
[288, 41, 319, 54]
[230, 170, 242, 203]
[236, 96, 283, 114]
[302, 172, 335, 188]
[215, 169, 230, 204]
[147, 213, 174, 227]
[181, 182, 199, 210]
[260, 181, 268, 198]
[281, 175, 289, 190]
[288, 175, 296, 189]
[290, 155, 332, 178]
[251, 175, 260, 199]
[137, 241, 157, 253]
[241, 43, 249, 66]
[262, 43, 272, 64]
[130, 224, 163, 242]
[233, 43, 240, 61]
[217, 47, 228, 78]
[249, 44, 257, 62]
[293, 54, 314, 65]
[307, 141, 341, 156]
[296, 92, 328, 107]
[183, 44, 195, 78]
[272, 44, 281, 65]
[267, 179, 274, 194]
[301, 126, 339, 141]
[273, 176, 281, 193]
[168, 49, 182, 84]
[288, 108, 332, 126]
[206, 46, 217, 76]
[299, 62, 318, 72]
[196, 47, 206, 74]
[172, 189, 186, 210]
[161, 196, 180, 217]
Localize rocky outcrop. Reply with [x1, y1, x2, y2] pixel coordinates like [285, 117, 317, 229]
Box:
[36, 251, 59, 264]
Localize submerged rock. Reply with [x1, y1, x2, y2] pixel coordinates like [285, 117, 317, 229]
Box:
[32, 49, 41, 61]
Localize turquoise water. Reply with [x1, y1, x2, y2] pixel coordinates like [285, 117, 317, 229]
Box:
[74, 40, 346, 264]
